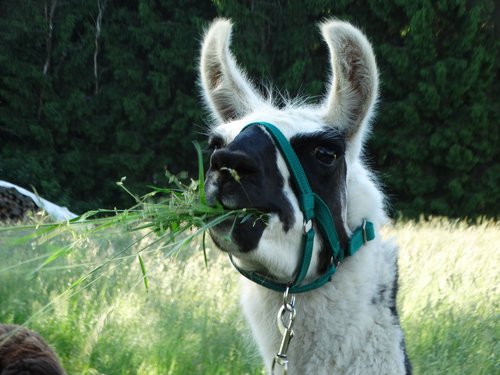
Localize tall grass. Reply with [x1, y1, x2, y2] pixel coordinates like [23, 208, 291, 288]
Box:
[386, 219, 499, 375]
[0, 218, 498, 374]
[0, 225, 263, 374]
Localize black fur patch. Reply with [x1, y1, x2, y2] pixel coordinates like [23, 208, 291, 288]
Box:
[391, 265, 412, 374]
[290, 129, 349, 272]
[369, 262, 412, 373]
[402, 337, 412, 374]
[205, 125, 350, 277]
[205, 125, 295, 252]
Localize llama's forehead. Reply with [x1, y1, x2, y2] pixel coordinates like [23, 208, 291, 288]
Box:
[211, 108, 327, 143]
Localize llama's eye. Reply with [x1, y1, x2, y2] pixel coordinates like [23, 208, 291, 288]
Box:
[314, 146, 337, 165]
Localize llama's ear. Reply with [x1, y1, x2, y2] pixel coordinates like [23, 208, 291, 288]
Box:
[320, 20, 379, 139]
[200, 19, 263, 123]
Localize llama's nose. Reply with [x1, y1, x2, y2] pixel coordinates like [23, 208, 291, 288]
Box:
[210, 149, 259, 177]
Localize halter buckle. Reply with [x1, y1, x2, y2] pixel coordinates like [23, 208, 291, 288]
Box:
[303, 220, 312, 234]
[362, 219, 368, 245]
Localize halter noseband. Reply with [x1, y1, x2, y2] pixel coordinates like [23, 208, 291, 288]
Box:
[229, 122, 375, 293]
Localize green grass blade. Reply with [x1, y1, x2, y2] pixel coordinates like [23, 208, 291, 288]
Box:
[137, 253, 149, 292]
[194, 141, 206, 205]
[202, 230, 208, 269]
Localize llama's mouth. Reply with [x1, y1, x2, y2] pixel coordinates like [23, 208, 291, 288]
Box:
[207, 193, 273, 254]
[208, 210, 268, 253]
[205, 177, 294, 253]
[204, 124, 296, 253]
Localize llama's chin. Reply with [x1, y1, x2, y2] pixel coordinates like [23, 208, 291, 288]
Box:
[208, 212, 268, 253]
[209, 227, 240, 253]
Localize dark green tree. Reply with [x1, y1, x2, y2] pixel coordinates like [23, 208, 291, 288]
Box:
[0, 0, 216, 212]
[0, 0, 498, 217]
[365, 0, 499, 217]
[213, 0, 499, 218]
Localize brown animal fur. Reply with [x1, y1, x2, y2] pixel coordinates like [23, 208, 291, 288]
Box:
[0, 325, 65, 375]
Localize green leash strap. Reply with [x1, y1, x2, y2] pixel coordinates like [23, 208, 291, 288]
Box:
[231, 122, 375, 294]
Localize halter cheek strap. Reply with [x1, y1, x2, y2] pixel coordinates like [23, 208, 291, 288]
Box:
[230, 122, 375, 294]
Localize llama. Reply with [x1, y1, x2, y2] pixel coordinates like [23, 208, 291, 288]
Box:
[200, 18, 411, 374]
[0, 324, 66, 375]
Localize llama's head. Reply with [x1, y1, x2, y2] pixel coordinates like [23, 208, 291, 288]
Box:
[200, 19, 387, 284]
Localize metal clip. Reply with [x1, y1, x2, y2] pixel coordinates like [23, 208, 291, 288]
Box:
[272, 328, 293, 374]
[362, 219, 368, 245]
[282, 286, 296, 313]
[272, 287, 297, 375]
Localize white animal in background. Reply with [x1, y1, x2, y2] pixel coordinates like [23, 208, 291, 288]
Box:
[0, 181, 77, 222]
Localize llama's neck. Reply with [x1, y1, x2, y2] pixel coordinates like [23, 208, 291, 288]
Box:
[345, 161, 388, 233]
[240, 237, 408, 375]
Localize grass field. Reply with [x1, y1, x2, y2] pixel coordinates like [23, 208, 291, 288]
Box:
[0, 218, 498, 374]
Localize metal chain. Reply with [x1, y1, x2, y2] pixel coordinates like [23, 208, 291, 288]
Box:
[271, 287, 297, 375]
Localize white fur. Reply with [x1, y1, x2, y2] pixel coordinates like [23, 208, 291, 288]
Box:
[200, 18, 408, 374]
[241, 240, 405, 374]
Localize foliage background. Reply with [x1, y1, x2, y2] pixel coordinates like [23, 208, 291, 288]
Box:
[0, 0, 498, 217]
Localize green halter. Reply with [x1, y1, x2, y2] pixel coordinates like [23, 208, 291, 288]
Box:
[230, 122, 375, 294]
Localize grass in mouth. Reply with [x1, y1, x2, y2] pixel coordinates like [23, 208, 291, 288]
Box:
[0, 142, 263, 294]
